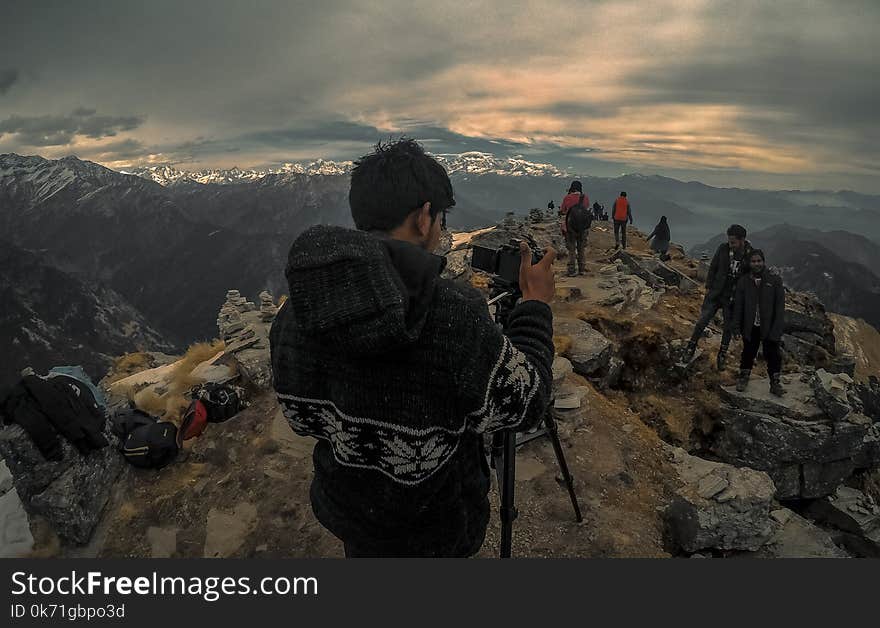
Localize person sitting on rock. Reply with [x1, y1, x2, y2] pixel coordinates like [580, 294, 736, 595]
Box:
[269, 138, 557, 557]
[731, 249, 786, 396]
[683, 224, 753, 369]
[559, 180, 591, 276]
[647, 216, 671, 260]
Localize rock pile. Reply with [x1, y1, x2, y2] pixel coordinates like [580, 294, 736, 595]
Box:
[217, 290, 274, 389]
[665, 447, 847, 557]
[217, 290, 257, 340]
[259, 291, 278, 322]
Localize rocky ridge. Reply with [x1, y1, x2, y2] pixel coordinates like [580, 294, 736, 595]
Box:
[3, 210, 880, 558]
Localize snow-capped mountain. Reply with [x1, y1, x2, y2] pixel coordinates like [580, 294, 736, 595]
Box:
[0, 153, 139, 205]
[124, 159, 355, 186]
[434, 152, 569, 177]
[122, 152, 566, 186]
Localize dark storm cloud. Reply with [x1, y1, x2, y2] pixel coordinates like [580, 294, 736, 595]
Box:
[0, 69, 17, 94]
[0, 1, 877, 190]
[626, 0, 880, 170]
[0, 110, 144, 146]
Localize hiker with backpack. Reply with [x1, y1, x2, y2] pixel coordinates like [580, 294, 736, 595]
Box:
[592, 202, 603, 221]
[559, 180, 592, 276]
[612, 191, 633, 249]
[647, 216, 671, 259]
[683, 224, 753, 369]
[731, 249, 786, 397]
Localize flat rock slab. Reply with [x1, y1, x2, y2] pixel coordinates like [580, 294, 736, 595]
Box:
[204, 501, 258, 558]
[665, 447, 776, 553]
[147, 526, 178, 558]
[719, 379, 824, 422]
[754, 509, 848, 558]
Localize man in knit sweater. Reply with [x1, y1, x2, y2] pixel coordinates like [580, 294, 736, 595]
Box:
[270, 139, 557, 557]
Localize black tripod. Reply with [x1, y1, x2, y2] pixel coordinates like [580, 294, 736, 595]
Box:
[487, 279, 583, 558]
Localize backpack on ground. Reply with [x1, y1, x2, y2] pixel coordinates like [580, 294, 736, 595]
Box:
[178, 399, 208, 446]
[192, 382, 243, 423]
[113, 407, 178, 469]
[566, 193, 592, 233]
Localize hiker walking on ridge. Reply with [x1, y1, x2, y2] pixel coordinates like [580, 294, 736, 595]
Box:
[612, 191, 632, 249]
[731, 249, 786, 397]
[683, 224, 753, 369]
[559, 180, 592, 276]
[592, 201, 603, 221]
[647, 215, 671, 260]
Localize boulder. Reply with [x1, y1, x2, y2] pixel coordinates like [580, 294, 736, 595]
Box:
[805, 486, 880, 557]
[811, 369, 854, 421]
[0, 422, 122, 544]
[553, 318, 612, 377]
[665, 448, 776, 552]
[753, 509, 848, 558]
[712, 381, 880, 499]
[610, 250, 666, 289]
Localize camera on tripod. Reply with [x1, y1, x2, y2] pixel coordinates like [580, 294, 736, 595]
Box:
[470, 237, 544, 286]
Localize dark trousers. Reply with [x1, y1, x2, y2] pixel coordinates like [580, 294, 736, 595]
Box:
[613, 220, 628, 248]
[690, 296, 734, 349]
[565, 228, 588, 272]
[740, 325, 782, 375]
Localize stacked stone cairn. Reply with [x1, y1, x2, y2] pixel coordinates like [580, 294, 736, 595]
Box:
[259, 291, 278, 322]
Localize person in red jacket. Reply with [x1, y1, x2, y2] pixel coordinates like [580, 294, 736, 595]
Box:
[559, 180, 590, 276]
[612, 191, 633, 249]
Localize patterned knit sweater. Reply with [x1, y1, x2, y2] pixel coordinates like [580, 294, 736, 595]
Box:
[269, 225, 554, 555]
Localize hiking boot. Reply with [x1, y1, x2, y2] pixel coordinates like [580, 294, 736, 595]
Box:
[566, 269, 577, 277]
[736, 369, 750, 392]
[578, 268, 587, 275]
[769, 373, 786, 397]
[716, 348, 728, 371]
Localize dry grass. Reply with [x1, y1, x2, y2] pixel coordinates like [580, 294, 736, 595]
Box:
[128, 340, 225, 425]
[105, 352, 156, 384]
[553, 335, 573, 355]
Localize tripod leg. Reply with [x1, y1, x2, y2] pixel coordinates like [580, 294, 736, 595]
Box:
[544, 413, 583, 523]
[499, 430, 517, 558]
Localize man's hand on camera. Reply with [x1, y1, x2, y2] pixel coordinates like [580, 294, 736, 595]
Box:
[519, 241, 557, 304]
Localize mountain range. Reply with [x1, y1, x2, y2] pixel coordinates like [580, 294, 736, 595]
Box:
[3, 150, 880, 392]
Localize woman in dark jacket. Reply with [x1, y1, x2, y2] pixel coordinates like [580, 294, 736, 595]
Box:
[647, 216, 671, 258]
[731, 249, 786, 396]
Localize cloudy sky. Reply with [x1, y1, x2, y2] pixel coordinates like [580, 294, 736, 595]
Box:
[1, 0, 878, 191]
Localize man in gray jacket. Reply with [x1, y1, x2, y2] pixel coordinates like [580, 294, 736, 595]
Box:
[683, 224, 752, 369]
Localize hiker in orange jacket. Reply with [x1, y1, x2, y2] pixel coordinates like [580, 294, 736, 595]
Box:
[559, 180, 591, 276]
[612, 191, 633, 249]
